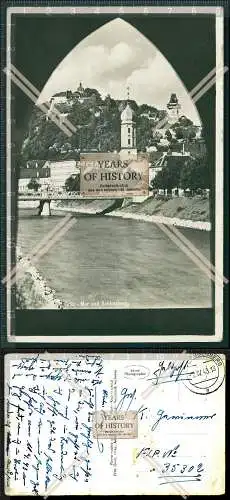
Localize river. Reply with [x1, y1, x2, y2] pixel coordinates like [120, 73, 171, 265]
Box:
[17, 209, 212, 308]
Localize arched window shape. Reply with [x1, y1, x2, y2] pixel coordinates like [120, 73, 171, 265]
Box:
[37, 18, 202, 129]
[21, 17, 206, 164]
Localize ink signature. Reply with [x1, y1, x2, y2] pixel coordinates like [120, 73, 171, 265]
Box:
[147, 360, 194, 386]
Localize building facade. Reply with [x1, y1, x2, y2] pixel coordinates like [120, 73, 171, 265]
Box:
[19, 161, 79, 192]
[45, 160, 79, 189]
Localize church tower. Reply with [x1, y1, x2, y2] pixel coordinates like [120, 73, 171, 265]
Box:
[167, 93, 181, 124]
[120, 87, 137, 161]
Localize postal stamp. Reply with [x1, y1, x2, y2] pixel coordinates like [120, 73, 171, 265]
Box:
[184, 353, 225, 395]
[93, 411, 138, 439]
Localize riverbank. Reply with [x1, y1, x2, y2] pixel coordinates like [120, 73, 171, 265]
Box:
[54, 195, 211, 231]
[18, 195, 211, 230]
[106, 211, 211, 231]
[53, 198, 122, 215]
[16, 248, 74, 309]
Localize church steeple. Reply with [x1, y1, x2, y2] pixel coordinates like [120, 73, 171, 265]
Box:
[120, 86, 137, 160]
[121, 102, 134, 122]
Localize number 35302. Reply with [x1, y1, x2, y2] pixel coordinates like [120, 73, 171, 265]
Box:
[161, 463, 204, 474]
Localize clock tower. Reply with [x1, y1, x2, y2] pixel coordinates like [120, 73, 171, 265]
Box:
[167, 93, 181, 124]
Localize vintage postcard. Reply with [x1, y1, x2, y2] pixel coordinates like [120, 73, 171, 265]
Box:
[2, 5, 227, 343]
[4, 352, 225, 495]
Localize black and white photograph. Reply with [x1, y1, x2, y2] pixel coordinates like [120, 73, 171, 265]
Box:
[3, 5, 226, 342]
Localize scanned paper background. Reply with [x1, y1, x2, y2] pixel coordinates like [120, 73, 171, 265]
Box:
[5, 353, 225, 495]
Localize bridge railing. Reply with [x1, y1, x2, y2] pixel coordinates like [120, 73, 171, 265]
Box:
[18, 191, 81, 199]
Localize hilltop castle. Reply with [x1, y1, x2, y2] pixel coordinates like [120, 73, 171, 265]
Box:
[46, 85, 199, 158]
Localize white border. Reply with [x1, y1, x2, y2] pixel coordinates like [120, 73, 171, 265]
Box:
[6, 7, 12, 342]
[6, 6, 225, 344]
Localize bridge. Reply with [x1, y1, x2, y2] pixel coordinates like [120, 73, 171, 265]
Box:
[18, 191, 124, 215]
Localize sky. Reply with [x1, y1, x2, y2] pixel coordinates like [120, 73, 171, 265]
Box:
[38, 18, 201, 125]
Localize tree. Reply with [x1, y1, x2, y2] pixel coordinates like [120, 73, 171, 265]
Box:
[27, 178, 40, 191]
[136, 116, 153, 151]
[178, 116, 193, 127]
[84, 88, 102, 103]
[174, 127, 184, 140]
[187, 128, 196, 140]
[165, 129, 172, 141]
[20, 87, 206, 167]
[151, 160, 181, 194]
[157, 109, 167, 122]
[138, 104, 151, 114]
[66, 90, 73, 99]
[180, 155, 210, 193]
[149, 152, 160, 166]
[64, 174, 80, 192]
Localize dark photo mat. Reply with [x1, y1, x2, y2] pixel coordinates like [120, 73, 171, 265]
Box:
[0, 4, 229, 347]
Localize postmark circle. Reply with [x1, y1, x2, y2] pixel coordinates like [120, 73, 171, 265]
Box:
[183, 353, 225, 395]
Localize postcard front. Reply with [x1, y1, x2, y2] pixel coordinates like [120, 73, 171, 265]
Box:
[5, 353, 225, 495]
[2, 5, 227, 343]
